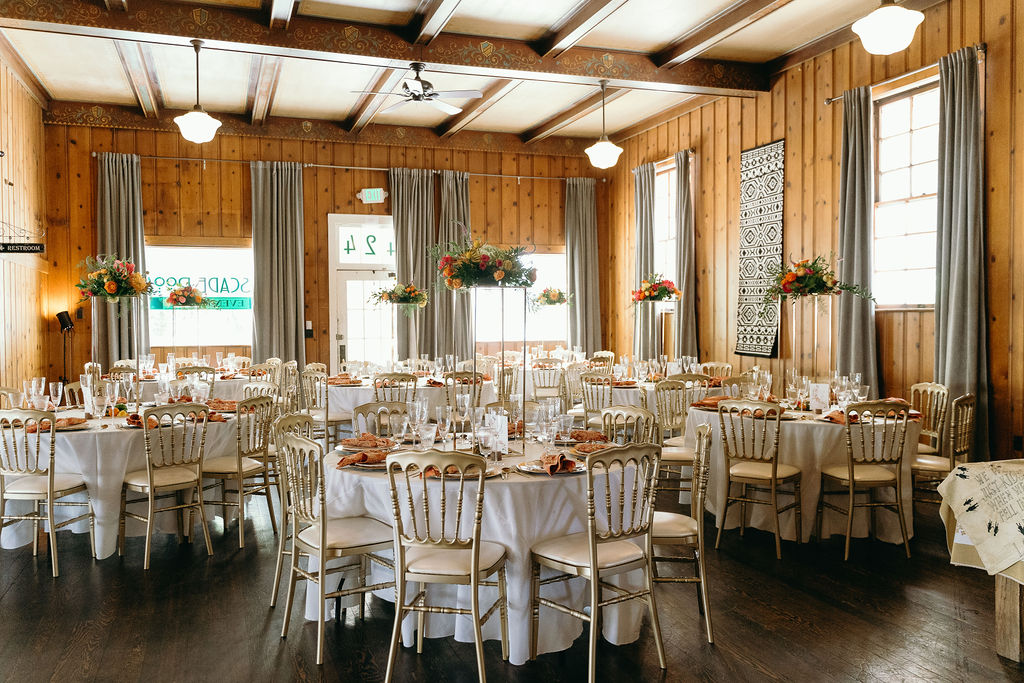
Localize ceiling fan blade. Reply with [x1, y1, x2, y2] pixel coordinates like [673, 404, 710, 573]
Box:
[380, 99, 413, 115]
[433, 90, 483, 99]
[350, 91, 401, 96]
[425, 99, 462, 115]
[404, 78, 423, 95]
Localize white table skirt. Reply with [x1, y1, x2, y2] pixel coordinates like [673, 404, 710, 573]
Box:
[0, 411, 240, 558]
[137, 377, 250, 402]
[683, 408, 919, 543]
[302, 445, 645, 666]
[328, 380, 497, 421]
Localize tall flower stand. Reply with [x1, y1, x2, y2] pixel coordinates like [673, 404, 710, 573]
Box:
[785, 294, 833, 381]
[634, 299, 678, 361]
[169, 305, 204, 363]
[90, 294, 144, 412]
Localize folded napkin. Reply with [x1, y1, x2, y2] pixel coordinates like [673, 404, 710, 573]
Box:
[426, 379, 444, 388]
[219, 373, 236, 380]
[709, 377, 724, 387]
[691, 395, 731, 409]
[540, 452, 578, 475]
[337, 449, 388, 468]
[612, 380, 637, 387]
[565, 429, 607, 442]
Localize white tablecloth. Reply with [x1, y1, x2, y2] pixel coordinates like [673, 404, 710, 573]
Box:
[136, 377, 250, 402]
[0, 411, 239, 558]
[328, 379, 497, 420]
[683, 408, 919, 543]
[302, 444, 645, 666]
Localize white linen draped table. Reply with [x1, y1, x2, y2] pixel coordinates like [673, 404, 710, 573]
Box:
[683, 407, 919, 543]
[0, 410, 239, 558]
[302, 443, 645, 666]
[328, 379, 497, 420]
[136, 376, 250, 402]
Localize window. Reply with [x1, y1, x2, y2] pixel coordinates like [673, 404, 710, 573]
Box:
[473, 253, 569, 344]
[146, 245, 254, 347]
[653, 161, 678, 280]
[873, 84, 939, 306]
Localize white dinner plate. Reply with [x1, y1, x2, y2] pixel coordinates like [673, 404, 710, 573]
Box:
[516, 458, 587, 475]
[337, 442, 396, 453]
[55, 422, 92, 432]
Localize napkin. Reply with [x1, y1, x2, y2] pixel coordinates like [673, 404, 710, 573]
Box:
[337, 449, 388, 468]
[540, 452, 578, 475]
[690, 395, 731, 409]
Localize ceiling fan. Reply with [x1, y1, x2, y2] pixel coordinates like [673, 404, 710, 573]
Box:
[354, 62, 483, 116]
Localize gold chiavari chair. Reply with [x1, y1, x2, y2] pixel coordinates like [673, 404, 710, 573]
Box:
[816, 400, 912, 561]
[600, 406, 659, 444]
[118, 403, 214, 569]
[201, 396, 278, 548]
[177, 365, 217, 391]
[529, 443, 666, 683]
[532, 366, 563, 400]
[910, 382, 949, 458]
[353, 401, 408, 438]
[234, 356, 252, 369]
[719, 375, 750, 397]
[384, 449, 509, 683]
[496, 365, 520, 404]
[590, 350, 614, 365]
[409, 358, 433, 374]
[304, 362, 327, 374]
[372, 372, 418, 404]
[83, 362, 102, 387]
[579, 372, 614, 427]
[247, 362, 275, 382]
[715, 399, 802, 560]
[651, 423, 713, 643]
[912, 394, 975, 503]
[654, 378, 711, 502]
[665, 372, 714, 384]
[531, 357, 564, 368]
[0, 409, 95, 577]
[269, 412, 315, 609]
[278, 360, 300, 413]
[243, 380, 279, 401]
[265, 357, 282, 384]
[279, 433, 395, 665]
[63, 382, 84, 408]
[300, 368, 345, 451]
[698, 361, 733, 377]
[444, 371, 485, 411]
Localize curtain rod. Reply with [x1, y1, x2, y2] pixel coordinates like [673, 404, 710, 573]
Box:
[824, 43, 986, 106]
[630, 148, 696, 173]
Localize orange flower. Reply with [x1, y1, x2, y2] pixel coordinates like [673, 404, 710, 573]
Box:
[104, 280, 118, 294]
[783, 272, 797, 283]
[493, 270, 505, 281]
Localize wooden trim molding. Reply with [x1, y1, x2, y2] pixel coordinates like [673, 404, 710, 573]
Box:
[145, 235, 253, 247]
[114, 40, 161, 118]
[43, 101, 596, 155]
[246, 54, 282, 125]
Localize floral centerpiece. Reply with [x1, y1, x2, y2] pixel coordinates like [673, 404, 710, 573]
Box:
[631, 274, 681, 304]
[533, 287, 572, 307]
[166, 284, 215, 308]
[763, 255, 873, 304]
[370, 281, 428, 316]
[76, 254, 154, 302]
[431, 228, 537, 290]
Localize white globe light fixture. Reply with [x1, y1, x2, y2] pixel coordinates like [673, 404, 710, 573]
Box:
[585, 80, 623, 170]
[174, 39, 222, 144]
[852, 0, 925, 56]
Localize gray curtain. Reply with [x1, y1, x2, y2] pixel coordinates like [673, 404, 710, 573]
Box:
[565, 177, 602, 354]
[936, 47, 988, 460]
[633, 163, 656, 359]
[389, 168, 436, 360]
[836, 86, 880, 398]
[251, 161, 305, 366]
[436, 170, 472, 361]
[673, 151, 698, 358]
[94, 152, 149, 369]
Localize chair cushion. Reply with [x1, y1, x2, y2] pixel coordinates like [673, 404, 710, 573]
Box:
[821, 463, 897, 484]
[912, 454, 951, 473]
[297, 516, 393, 552]
[404, 540, 506, 576]
[663, 435, 688, 448]
[729, 460, 801, 481]
[586, 416, 604, 428]
[567, 406, 586, 418]
[202, 455, 265, 475]
[652, 511, 698, 540]
[661, 445, 694, 463]
[123, 466, 198, 489]
[4, 473, 86, 496]
[917, 443, 939, 455]
[532, 532, 644, 570]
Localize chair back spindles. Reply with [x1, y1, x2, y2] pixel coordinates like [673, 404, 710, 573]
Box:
[372, 372, 417, 403]
[278, 433, 325, 528]
[142, 403, 209, 473]
[243, 380, 279, 401]
[496, 366, 520, 403]
[910, 382, 949, 448]
[300, 369, 328, 412]
[698, 361, 732, 378]
[601, 406, 659, 445]
[237, 396, 274, 460]
[654, 379, 709, 436]
[580, 372, 613, 422]
[532, 367, 563, 400]
[444, 372, 485, 410]
[0, 409, 54, 476]
[585, 444, 660, 543]
[353, 401, 408, 437]
[946, 394, 976, 468]
[718, 400, 783, 469]
[844, 400, 910, 470]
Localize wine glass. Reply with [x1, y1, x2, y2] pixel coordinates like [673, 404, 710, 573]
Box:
[49, 381, 63, 410]
[477, 427, 495, 462]
[435, 407, 453, 448]
[445, 354, 455, 374]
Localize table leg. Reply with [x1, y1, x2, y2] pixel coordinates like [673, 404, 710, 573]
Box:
[995, 574, 1024, 662]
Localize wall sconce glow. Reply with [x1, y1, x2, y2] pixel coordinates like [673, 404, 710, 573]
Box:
[852, 0, 924, 56]
[174, 107, 222, 144]
[585, 137, 623, 169]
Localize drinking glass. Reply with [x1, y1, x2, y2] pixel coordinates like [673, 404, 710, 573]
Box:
[154, 390, 170, 406]
[445, 354, 455, 374]
[851, 372, 863, 387]
[216, 352, 224, 368]
[49, 381, 63, 409]
[167, 352, 176, 373]
[435, 407, 453, 446]
[31, 394, 49, 411]
[417, 423, 438, 452]
[558, 415, 575, 440]
[9, 391, 25, 410]
[471, 407, 485, 435]
[406, 401, 421, 430]
[477, 427, 495, 462]
[760, 371, 773, 399]
[856, 384, 869, 402]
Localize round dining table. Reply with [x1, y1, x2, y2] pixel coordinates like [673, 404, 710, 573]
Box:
[135, 376, 251, 402]
[0, 409, 240, 558]
[682, 406, 920, 543]
[302, 442, 646, 666]
[327, 378, 497, 420]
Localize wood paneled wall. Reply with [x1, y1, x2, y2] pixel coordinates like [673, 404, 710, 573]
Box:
[0, 55, 46, 389]
[42, 126, 593, 381]
[600, 0, 1019, 459]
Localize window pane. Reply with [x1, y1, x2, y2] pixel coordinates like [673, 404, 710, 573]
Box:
[879, 98, 911, 137]
[875, 237, 909, 271]
[875, 235, 934, 271]
[905, 197, 937, 233]
[873, 269, 935, 306]
[875, 202, 908, 238]
[911, 161, 938, 196]
[911, 126, 939, 164]
[879, 133, 910, 172]
[879, 168, 910, 201]
[912, 89, 940, 127]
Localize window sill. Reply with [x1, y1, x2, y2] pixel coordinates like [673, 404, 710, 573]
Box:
[875, 305, 935, 312]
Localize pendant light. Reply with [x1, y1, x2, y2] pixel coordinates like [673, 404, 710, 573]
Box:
[585, 80, 623, 170]
[174, 39, 222, 144]
[852, 0, 925, 56]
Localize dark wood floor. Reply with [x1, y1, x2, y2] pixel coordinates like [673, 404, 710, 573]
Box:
[1, 494, 1021, 683]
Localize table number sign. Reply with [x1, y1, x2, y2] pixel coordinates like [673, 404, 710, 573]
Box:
[337, 224, 396, 266]
[809, 383, 831, 413]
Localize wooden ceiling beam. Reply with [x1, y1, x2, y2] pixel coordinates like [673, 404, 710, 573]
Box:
[0, 0, 768, 96]
[0, 30, 50, 109]
[611, 94, 718, 143]
[656, 0, 795, 67]
[267, 0, 295, 30]
[410, 0, 462, 45]
[520, 86, 627, 144]
[534, 0, 629, 58]
[435, 78, 518, 138]
[345, 67, 407, 135]
[246, 54, 282, 125]
[114, 40, 160, 118]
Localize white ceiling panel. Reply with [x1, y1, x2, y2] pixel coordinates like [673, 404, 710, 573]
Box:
[372, 72, 494, 127]
[704, 0, 879, 62]
[149, 43, 251, 114]
[556, 90, 696, 137]
[272, 59, 380, 120]
[298, 0, 419, 26]
[580, 0, 736, 53]
[1, 29, 136, 105]
[446, 0, 583, 41]
[463, 80, 594, 134]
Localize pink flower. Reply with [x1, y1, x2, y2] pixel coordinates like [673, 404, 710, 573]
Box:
[126, 262, 135, 275]
[178, 296, 186, 304]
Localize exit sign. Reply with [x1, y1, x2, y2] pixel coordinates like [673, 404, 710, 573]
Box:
[357, 188, 387, 204]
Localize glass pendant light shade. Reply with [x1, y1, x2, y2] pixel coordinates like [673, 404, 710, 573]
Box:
[852, 1, 924, 55]
[174, 107, 222, 143]
[585, 136, 624, 169]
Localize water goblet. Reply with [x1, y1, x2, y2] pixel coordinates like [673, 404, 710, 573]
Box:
[417, 423, 438, 452]
[477, 427, 495, 462]
[31, 394, 49, 411]
[49, 381, 63, 410]
[856, 384, 869, 402]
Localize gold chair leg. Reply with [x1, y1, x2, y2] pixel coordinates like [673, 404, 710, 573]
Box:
[238, 478, 246, 549]
[88, 498, 97, 559]
[143, 491, 155, 570]
[587, 576, 599, 683]
[264, 470, 278, 537]
[644, 557, 667, 669]
[385, 571, 406, 683]
[416, 582, 425, 654]
[270, 507, 289, 607]
[814, 480, 825, 542]
[696, 548, 714, 644]
[771, 483, 782, 560]
[715, 480, 730, 550]
[194, 483, 214, 557]
[843, 485, 855, 562]
[316, 555, 326, 666]
[470, 575, 487, 683]
[498, 565, 510, 661]
[32, 500, 39, 556]
[47, 501, 59, 578]
[280, 523, 299, 639]
[895, 483, 912, 559]
[529, 560, 540, 660]
[358, 556, 367, 621]
[739, 483, 747, 537]
[118, 489, 127, 557]
[794, 479, 803, 544]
